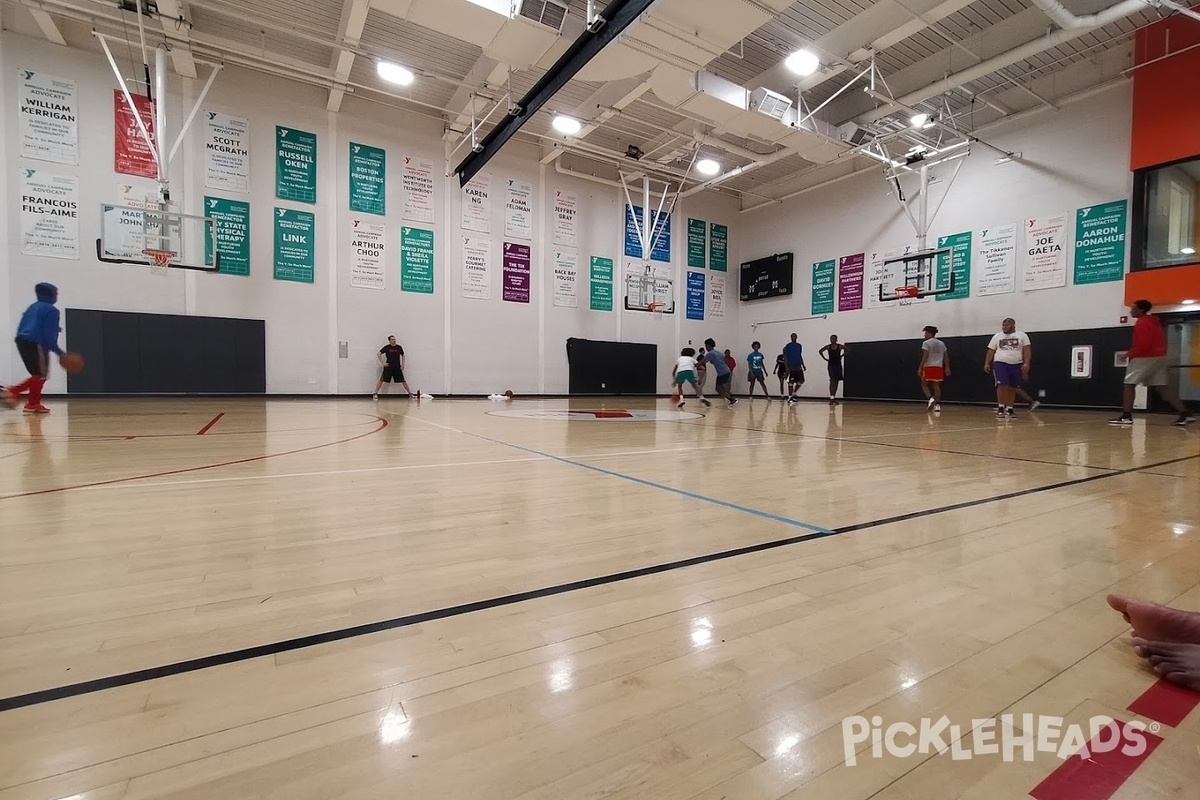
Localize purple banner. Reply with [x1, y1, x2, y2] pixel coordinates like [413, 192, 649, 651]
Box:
[503, 241, 531, 303]
[837, 253, 865, 312]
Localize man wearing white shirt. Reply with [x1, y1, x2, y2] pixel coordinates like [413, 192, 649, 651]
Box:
[984, 318, 1032, 419]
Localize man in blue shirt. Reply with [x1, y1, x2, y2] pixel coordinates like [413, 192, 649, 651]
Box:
[782, 333, 806, 405]
[3, 282, 65, 413]
[746, 341, 770, 399]
[703, 338, 738, 406]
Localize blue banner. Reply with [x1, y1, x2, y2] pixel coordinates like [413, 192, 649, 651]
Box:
[686, 271, 705, 320]
[624, 204, 672, 262]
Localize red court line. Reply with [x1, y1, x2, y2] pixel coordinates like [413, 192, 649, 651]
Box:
[196, 412, 225, 435]
[0, 416, 388, 500]
[1128, 678, 1200, 728]
[1029, 720, 1162, 800]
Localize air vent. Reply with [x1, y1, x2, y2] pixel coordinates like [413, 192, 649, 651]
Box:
[516, 0, 569, 32]
[749, 88, 793, 121]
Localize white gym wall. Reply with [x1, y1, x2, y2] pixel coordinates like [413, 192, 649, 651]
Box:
[3, 29, 741, 396]
[737, 85, 1134, 398]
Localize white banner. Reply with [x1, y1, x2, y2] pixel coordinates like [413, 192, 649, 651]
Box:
[349, 219, 386, 290]
[552, 188, 578, 247]
[21, 169, 79, 259]
[203, 110, 250, 193]
[505, 178, 534, 240]
[103, 180, 159, 261]
[553, 251, 578, 308]
[462, 173, 492, 233]
[978, 224, 1018, 296]
[1022, 214, 1068, 291]
[462, 236, 492, 299]
[19, 70, 78, 165]
[709, 274, 725, 318]
[403, 156, 435, 223]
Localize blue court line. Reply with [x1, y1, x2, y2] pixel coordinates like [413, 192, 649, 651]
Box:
[464, 430, 834, 535]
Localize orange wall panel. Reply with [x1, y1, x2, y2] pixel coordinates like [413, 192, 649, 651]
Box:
[1131, 10, 1200, 171]
[1124, 264, 1200, 305]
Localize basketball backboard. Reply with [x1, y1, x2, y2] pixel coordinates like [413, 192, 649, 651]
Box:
[97, 204, 219, 272]
[877, 247, 953, 302]
[624, 272, 675, 313]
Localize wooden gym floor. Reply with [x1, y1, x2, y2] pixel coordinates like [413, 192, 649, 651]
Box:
[1, 397, 1198, 799]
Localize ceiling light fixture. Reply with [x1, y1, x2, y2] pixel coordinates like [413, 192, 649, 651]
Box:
[910, 113, 929, 128]
[551, 115, 582, 135]
[696, 158, 721, 176]
[377, 61, 415, 86]
[785, 49, 820, 77]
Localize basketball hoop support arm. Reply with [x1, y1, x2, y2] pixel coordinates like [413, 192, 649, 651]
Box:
[95, 32, 222, 206]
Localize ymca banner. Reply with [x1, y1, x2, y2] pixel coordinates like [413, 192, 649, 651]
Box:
[553, 189, 579, 247]
[1023, 214, 1068, 291]
[349, 219, 385, 290]
[553, 251, 579, 308]
[504, 179, 534, 240]
[19, 70, 78, 165]
[114, 90, 157, 178]
[203, 111, 250, 193]
[462, 237, 492, 299]
[462, 174, 492, 233]
[20, 169, 79, 259]
[977, 224, 1017, 296]
[403, 157, 436, 223]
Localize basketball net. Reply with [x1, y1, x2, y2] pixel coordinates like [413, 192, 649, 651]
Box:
[143, 248, 176, 277]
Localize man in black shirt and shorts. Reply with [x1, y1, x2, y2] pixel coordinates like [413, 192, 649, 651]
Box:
[374, 336, 413, 399]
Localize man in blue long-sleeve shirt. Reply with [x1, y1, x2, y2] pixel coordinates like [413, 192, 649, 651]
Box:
[3, 282, 65, 413]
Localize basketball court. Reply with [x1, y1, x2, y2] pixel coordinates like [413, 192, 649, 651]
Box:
[2, 397, 1198, 798]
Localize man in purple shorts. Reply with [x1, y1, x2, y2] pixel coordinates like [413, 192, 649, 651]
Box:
[984, 317, 1031, 419]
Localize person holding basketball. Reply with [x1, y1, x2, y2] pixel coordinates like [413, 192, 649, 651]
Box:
[373, 336, 413, 399]
[918, 325, 949, 412]
[3, 283, 77, 414]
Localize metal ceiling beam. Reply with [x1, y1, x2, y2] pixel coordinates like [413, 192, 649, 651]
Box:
[29, 7, 67, 45]
[453, 0, 662, 186]
[441, 56, 508, 144]
[327, 0, 370, 112]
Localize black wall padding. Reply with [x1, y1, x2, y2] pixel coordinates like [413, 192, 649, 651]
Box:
[64, 309, 266, 394]
[842, 326, 1134, 407]
[566, 338, 657, 395]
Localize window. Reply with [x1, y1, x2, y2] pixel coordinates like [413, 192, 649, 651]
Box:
[1136, 155, 1200, 270]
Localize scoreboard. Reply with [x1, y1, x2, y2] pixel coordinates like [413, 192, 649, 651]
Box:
[739, 252, 794, 301]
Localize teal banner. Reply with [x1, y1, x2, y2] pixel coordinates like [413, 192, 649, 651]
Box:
[275, 126, 317, 204]
[811, 259, 835, 315]
[204, 195, 250, 276]
[401, 226, 435, 294]
[349, 142, 385, 215]
[935, 231, 972, 301]
[687, 218, 706, 268]
[273, 207, 315, 283]
[1073, 199, 1127, 285]
[590, 256, 613, 311]
[710, 223, 728, 271]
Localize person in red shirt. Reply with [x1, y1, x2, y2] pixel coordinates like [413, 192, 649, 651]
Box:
[1109, 300, 1195, 426]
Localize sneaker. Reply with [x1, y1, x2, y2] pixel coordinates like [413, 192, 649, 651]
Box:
[927, 397, 936, 410]
[932, 404, 941, 413]
[676, 400, 685, 409]
[995, 407, 1006, 419]
[728, 398, 739, 407]
[1108, 415, 1134, 426]
[1006, 408, 1016, 418]
[372, 393, 379, 400]
[1175, 413, 1197, 427]
[22, 404, 50, 414]
[700, 398, 712, 407]
[1029, 400, 1041, 412]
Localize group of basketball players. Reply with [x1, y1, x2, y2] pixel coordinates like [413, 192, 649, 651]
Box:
[670, 300, 1195, 425]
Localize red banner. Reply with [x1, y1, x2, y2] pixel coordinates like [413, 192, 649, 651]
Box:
[114, 90, 157, 178]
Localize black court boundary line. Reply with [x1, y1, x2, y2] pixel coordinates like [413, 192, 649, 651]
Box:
[1, 449, 1196, 714]
[679, 416, 1122, 472]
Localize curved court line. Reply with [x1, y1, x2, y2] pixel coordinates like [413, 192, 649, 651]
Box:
[0, 448, 1196, 713]
[0, 416, 389, 500]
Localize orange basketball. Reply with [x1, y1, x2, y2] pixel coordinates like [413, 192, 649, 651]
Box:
[60, 352, 85, 373]
[504, 389, 514, 399]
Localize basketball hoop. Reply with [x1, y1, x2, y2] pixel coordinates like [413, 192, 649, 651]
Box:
[894, 285, 919, 299]
[142, 248, 177, 276]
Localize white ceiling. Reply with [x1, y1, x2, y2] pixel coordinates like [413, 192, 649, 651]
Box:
[0, 0, 1167, 204]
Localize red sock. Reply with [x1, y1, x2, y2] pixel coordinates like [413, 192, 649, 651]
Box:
[8, 377, 35, 396]
[27, 376, 46, 407]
